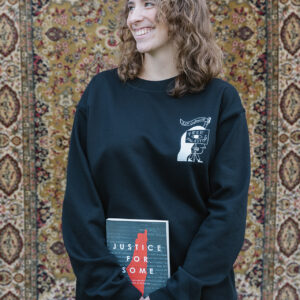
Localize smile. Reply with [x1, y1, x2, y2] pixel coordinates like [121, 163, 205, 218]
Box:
[134, 28, 155, 39]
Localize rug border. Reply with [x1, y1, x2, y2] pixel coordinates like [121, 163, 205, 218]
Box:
[20, 0, 38, 299]
[263, 0, 279, 298]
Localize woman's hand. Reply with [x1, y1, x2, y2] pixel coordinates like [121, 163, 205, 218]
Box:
[139, 297, 150, 300]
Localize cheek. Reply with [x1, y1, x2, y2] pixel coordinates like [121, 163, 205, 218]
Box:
[157, 27, 169, 41]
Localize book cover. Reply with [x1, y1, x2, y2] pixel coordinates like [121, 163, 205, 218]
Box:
[106, 218, 170, 297]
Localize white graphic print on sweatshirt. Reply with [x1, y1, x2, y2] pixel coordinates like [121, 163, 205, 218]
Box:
[177, 117, 211, 163]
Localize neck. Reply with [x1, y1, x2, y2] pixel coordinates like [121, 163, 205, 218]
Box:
[138, 41, 179, 80]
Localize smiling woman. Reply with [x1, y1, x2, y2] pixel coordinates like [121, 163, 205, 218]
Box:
[117, 0, 224, 97]
[62, 1, 251, 300]
[124, 0, 178, 81]
[127, 2, 170, 47]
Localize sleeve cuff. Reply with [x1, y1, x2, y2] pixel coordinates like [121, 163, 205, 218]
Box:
[113, 279, 142, 299]
[149, 287, 173, 300]
[148, 266, 204, 300]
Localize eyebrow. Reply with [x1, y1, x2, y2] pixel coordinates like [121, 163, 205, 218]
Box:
[127, 0, 148, 5]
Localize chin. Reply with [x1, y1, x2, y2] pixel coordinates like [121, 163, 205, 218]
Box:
[136, 45, 160, 54]
[136, 47, 152, 54]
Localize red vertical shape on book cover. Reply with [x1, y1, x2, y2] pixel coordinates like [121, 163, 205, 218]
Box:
[126, 229, 148, 295]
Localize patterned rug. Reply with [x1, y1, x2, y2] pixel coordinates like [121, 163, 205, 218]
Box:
[0, 0, 299, 299]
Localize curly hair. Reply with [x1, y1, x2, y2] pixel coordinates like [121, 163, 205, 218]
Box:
[116, 0, 224, 98]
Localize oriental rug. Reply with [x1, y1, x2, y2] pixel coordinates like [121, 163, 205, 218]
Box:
[0, 0, 299, 299]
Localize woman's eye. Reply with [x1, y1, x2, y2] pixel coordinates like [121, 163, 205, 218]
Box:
[128, 2, 154, 11]
[145, 2, 154, 7]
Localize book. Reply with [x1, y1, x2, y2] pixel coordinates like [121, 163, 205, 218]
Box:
[106, 218, 170, 297]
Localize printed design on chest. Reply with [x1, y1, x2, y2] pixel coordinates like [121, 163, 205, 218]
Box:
[177, 117, 211, 163]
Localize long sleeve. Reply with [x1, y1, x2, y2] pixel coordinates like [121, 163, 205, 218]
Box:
[61, 78, 142, 299]
[149, 86, 251, 300]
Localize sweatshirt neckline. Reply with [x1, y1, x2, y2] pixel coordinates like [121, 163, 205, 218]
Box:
[126, 75, 177, 93]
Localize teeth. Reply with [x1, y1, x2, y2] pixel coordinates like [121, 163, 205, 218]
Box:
[135, 28, 154, 36]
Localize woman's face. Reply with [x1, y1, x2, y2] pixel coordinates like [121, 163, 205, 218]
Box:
[126, 0, 171, 55]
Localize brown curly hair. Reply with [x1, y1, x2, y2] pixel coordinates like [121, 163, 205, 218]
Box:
[116, 0, 224, 98]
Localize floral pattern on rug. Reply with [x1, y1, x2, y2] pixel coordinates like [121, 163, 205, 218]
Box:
[0, 0, 299, 299]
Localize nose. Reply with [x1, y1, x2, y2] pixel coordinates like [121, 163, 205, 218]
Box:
[127, 6, 146, 25]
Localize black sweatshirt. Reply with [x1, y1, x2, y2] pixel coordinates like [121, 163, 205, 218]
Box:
[62, 67, 251, 300]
